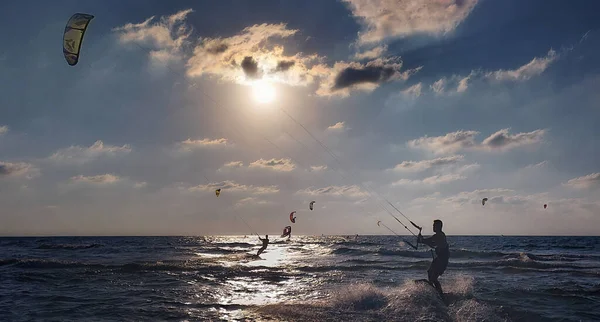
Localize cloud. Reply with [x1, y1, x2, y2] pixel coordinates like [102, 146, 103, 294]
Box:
[430, 78, 447, 95]
[134, 182, 148, 189]
[113, 9, 193, 63]
[407, 130, 479, 155]
[401, 82, 422, 98]
[316, 57, 422, 97]
[443, 188, 515, 205]
[297, 185, 365, 198]
[249, 158, 296, 172]
[188, 180, 279, 195]
[327, 121, 347, 131]
[392, 174, 465, 186]
[70, 174, 121, 185]
[310, 165, 328, 172]
[456, 74, 471, 92]
[354, 45, 388, 60]
[480, 128, 546, 151]
[563, 173, 600, 189]
[486, 49, 558, 82]
[176, 138, 228, 152]
[0, 125, 8, 135]
[343, 0, 479, 44]
[224, 161, 244, 168]
[524, 161, 549, 169]
[187, 23, 321, 87]
[49, 140, 131, 164]
[241, 56, 260, 79]
[391, 155, 464, 172]
[408, 128, 546, 154]
[0, 161, 39, 179]
[235, 197, 271, 208]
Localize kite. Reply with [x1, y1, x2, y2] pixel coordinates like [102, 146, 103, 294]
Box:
[289, 211, 296, 223]
[309, 201, 316, 211]
[215, 189, 221, 197]
[544, 204, 547, 209]
[281, 226, 292, 238]
[482, 198, 488, 206]
[63, 13, 95, 66]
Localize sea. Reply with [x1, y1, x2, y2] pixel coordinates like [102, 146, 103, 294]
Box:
[0, 235, 599, 321]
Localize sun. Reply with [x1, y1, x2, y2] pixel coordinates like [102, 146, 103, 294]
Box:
[252, 80, 276, 104]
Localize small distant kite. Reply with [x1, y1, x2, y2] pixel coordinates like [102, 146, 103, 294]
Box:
[482, 198, 488, 206]
[63, 13, 95, 66]
[289, 211, 297, 223]
[215, 189, 221, 197]
[309, 201, 316, 211]
[544, 204, 547, 209]
[377, 220, 381, 227]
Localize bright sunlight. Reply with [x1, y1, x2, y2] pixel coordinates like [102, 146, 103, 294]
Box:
[252, 80, 276, 104]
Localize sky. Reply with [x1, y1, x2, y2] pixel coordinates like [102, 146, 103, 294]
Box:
[1, 0, 600, 236]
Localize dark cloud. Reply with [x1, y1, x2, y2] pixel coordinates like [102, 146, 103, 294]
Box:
[206, 43, 229, 54]
[332, 66, 396, 90]
[276, 60, 295, 72]
[241, 56, 259, 79]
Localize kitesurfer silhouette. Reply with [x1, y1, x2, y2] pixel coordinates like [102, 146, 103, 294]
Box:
[257, 235, 269, 256]
[418, 219, 449, 300]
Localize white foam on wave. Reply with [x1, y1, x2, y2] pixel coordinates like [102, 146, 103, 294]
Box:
[254, 275, 508, 322]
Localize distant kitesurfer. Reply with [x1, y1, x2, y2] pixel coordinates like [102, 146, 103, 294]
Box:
[257, 235, 269, 256]
[418, 219, 449, 300]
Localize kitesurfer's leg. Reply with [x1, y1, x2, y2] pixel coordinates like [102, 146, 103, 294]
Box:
[428, 260, 446, 301]
[257, 245, 266, 256]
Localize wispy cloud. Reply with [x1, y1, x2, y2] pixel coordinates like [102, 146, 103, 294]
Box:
[0, 125, 8, 135]
[113, 9, 193, 64]
[486, 49, 558, 82]
[327, 121, 347, 131]
[0, 161, 39, 179]
[353, 45, 388, 60]
[188, 180, 279, 195]
[408, 128, 546, 154]
[297, 185, 365, 198]
[49, 140, 131, 164]
[480, 128, 546, 151]
[310, 165, 328, 172]
[401, 82, 423, 98]
[249, 158, 296, 172]
[234, 197, 271, 208]
[391, 155, 464, 172]
[343, 0, 479, 44]
[407, 130, 479, 155]
[176, 138, 229, 152]
[563, 173, 600, 189]
[70, 174, 121, 185]
[392, 174, 465, 186]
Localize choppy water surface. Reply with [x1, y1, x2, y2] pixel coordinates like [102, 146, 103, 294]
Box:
[1, 236, 599, 321]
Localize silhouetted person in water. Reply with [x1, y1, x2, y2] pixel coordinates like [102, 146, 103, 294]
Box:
[418, 219, 449, 300]
[257, 235, 269, 256]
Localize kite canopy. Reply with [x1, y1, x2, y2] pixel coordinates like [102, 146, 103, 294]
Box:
[289, 211, 296, 223]
[482, 198, 488, 206]
[544, 204, 547, 209]
[281, 226, 292, 238]
[63, 13, 94, 66]
[309, 201, 315, 211]
[215, 189, 221, 197]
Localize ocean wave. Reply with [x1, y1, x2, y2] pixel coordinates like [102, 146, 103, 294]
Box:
[255, 277, 507, 322]
[37, 243, 103, 250]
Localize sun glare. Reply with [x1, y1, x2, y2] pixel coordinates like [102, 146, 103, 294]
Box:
[252, 80, 276, 104]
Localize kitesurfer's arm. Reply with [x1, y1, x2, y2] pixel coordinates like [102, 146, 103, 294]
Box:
[418, 233, 438, 248]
